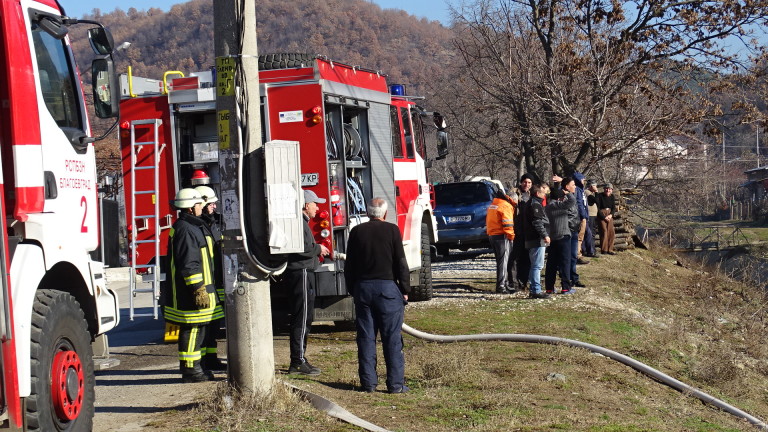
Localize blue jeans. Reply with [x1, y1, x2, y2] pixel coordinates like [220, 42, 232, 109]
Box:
[527, 246, 546, 294]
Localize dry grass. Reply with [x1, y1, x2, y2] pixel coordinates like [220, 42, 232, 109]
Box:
[166, 246, 768, 431]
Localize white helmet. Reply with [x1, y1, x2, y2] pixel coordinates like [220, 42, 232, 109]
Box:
[172, 188, 204, 209]
[194, 185, 218, 204]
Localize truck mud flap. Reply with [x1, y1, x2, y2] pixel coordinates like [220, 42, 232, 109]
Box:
[313, 296, 355, 322]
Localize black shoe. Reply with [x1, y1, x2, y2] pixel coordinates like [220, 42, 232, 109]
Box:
[182, 372, 213, 383]
[573, 281, 586, 288]
[203, 357, 227, 372]
[529, 292, 551, 299]
[360, 386, 377, 393]
[288, 361, 321, 375]
[576, 258, 590, 265]
[388, 385, 410, 394]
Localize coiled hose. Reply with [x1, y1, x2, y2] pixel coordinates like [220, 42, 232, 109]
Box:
[401, 323, 768, 430]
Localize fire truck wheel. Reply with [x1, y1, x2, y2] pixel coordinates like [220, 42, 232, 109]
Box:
[410, 223, 433, 301]
[26, 289, 95, 432]
[258, 53, 315, 70]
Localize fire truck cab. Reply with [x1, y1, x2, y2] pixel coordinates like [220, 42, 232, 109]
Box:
[0, 0, 121, 429]
[119, 54, 448, 323]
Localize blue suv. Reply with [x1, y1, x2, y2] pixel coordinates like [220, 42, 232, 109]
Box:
[433, 180, 500, 256]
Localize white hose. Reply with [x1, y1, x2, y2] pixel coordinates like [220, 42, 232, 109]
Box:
[401, 323, 768, 430]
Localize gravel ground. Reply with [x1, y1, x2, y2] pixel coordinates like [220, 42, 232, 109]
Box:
[93, 250, 502, 431]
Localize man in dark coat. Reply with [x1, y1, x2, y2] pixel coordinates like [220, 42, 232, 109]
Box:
[284, 189, 330, 375]
[510, 173, 534, 292]
[194, 185, 226, 372]
[524, 184, 551, 299]
[345, 198, 411, 394]
[164, 188, 217, 383]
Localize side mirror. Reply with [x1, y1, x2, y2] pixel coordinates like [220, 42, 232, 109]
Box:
[436, 131, 450, 160]
[88, 27, 114, 55]
[92, 56, 120, 118]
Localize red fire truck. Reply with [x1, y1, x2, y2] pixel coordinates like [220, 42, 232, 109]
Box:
[119, 54, 448, 322]
[0, 0, 121, 430]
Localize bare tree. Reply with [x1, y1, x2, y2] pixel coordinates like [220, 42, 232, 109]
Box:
[450, 0, 768, 183]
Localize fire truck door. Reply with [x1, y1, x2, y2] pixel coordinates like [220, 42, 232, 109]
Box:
[0, 169, 21, 430]
[30, 16, 99, 251]
[392, 106, 418, 232]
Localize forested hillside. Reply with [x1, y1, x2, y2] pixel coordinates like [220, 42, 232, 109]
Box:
[75, 0, 454, 95]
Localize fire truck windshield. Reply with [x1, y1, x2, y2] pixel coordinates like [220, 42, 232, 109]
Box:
[31, 28, 83, 130]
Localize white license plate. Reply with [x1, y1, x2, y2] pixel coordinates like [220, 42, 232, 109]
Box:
[446, 215, 471, 223]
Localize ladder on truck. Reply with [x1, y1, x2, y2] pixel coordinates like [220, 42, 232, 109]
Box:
[128, 119, 165, 320]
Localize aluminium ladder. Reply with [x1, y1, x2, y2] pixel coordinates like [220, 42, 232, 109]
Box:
[128, 119, 164, 320]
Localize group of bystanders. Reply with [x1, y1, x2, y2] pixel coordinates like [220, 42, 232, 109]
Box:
[487, 174, 618, 300]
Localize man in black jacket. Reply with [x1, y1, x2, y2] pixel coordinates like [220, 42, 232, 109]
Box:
[164, 188, 217, 383]
[345, 198, 411, 394]
[524, 184, 551, 299]
[285, 189, 330, 375]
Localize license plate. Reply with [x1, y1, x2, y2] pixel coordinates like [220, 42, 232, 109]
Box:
[446, 215, 471, 223]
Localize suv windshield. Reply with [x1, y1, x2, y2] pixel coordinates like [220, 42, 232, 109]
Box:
[435, 182, 494, 206]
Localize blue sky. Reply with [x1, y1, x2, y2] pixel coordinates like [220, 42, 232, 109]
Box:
[61, 0, 452, 25]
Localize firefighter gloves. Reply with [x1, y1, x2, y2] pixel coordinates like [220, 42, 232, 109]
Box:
[193, 286, 211, 309]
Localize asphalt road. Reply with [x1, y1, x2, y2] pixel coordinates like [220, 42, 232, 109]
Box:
[93, 268, 215, 432]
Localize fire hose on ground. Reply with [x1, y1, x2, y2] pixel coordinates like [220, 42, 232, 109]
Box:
[290, 324, 768, 432]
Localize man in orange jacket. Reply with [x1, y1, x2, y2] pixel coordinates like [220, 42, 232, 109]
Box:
[486, 188, 517, 293]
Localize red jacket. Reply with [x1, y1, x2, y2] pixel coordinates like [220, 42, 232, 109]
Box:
[486, 196, 516, 240]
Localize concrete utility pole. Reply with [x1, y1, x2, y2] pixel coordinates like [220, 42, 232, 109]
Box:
[213, 0, 274, 393]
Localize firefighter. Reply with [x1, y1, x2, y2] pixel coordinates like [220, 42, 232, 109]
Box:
[195, 185, 226, 372]
[165, 188, 217, 383]
[486, 188, 517, 293]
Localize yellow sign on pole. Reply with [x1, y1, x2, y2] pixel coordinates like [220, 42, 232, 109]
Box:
[216, 57, 236, 97]
[218, 110, 231, 150]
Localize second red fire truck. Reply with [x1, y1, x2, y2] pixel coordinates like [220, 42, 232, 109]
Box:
[119, 54, 449, 322]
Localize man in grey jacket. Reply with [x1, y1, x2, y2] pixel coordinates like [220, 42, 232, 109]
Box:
[545, 176, 577, 295]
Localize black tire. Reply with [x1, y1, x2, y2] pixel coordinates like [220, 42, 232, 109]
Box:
[258, 53, 315, 70]
[436, 245, 450, 258]
[26, 290, 94, 432]
[410, 223, 433, 301]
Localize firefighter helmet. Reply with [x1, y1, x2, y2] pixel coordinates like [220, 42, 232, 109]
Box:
[172, 188, 204, 209]
[194, 185, 218, 204]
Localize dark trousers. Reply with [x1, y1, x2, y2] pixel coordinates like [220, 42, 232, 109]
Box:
[178, 323, 208, 374]
[569, 231, 580, 284]
[511, 238, 530, 289]
[545, 235, 572, 292]
[353, 279, 406, 392]
[284, 269, 316, 366]
[582, 217, 597, 256]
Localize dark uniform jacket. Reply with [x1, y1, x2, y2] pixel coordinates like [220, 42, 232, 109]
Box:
[345, 219, 411, 295]
[286, 214, 321, 271]
[202, 212, 224, 303]
[164, 211, 217, 324]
